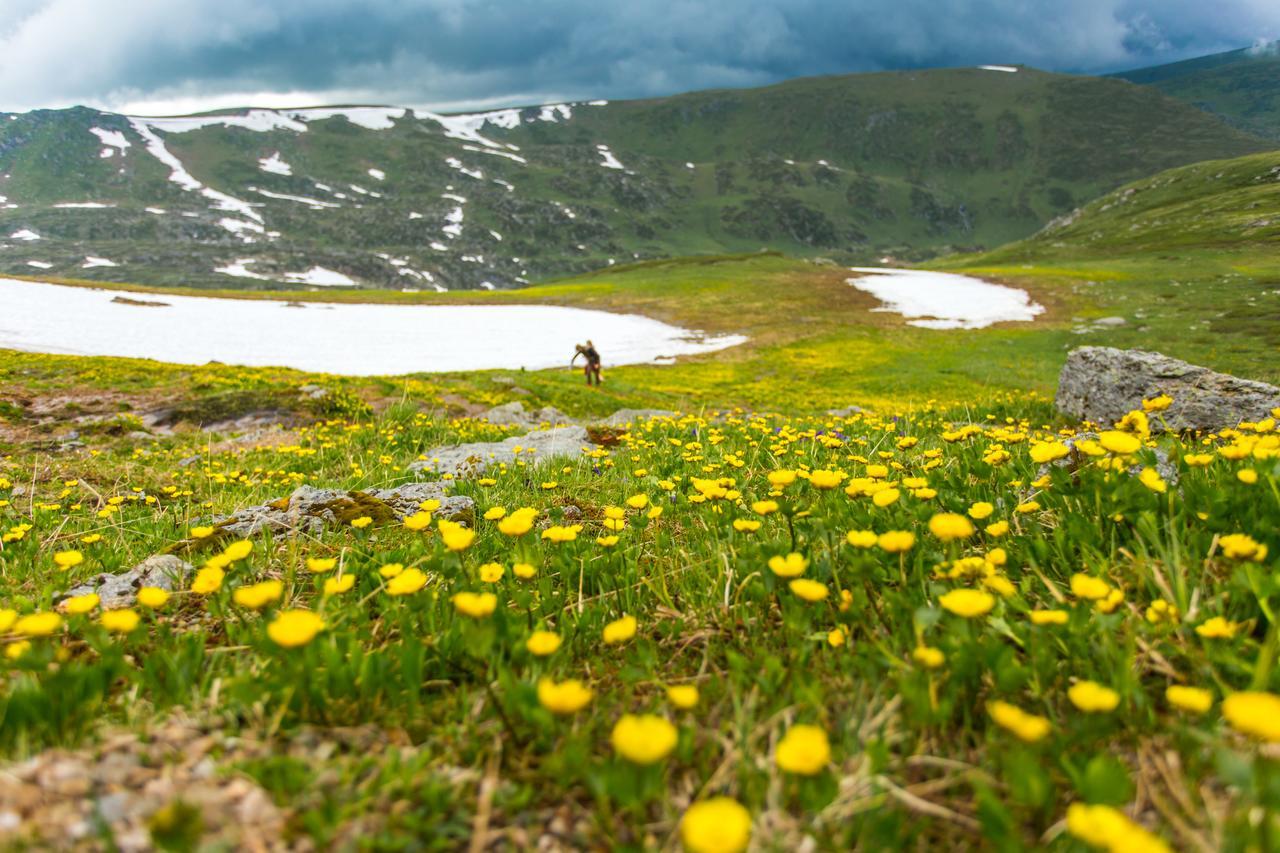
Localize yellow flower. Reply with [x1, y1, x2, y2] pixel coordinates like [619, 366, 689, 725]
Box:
[767, 469, 797, 487]
[349, 515, 373, 529]
[418, 499, 441, 513]
[438, 519, 475, 551]
[537, 677, 593, 714]
[1029, 441, 1070, 463]
[1138, 467, 1166, 493]
[267, 610, 325, 648]
[1238, 469, 1258, 485]
[1070, 573, 1111, 601]
[1068, 680, 1120, 713]
[667, 684, 700, 709]
[1098, 431, 1141, 455]
[877, 531, 915, 553]
[603, 615, 637, 644]
[100, 609, 140, 634]
[525, 630, 562, 656]
[808, 469, 844, 489]
[1223, 691, 1280, 741]
[5, 641, 31, 660]
[1166, 685, 1213, 714]
[988, 700, 1051, 743]
[846, 529, 877, 548]
[1143, 394, 1173, 412]
[732, 519, 761, 533]
[752, 500, 778, 515]
[53, 550, 84, 570]
[479, 562, 505, 583]
[379, 562, 405, 578]
[827, 627, 846, 647]
[63, 593, 100, 615]
[646, 506, 664, 520]
[386, 568, 428, 596]
[1219, 533, 1266, 561]
[80, 534, 102, 544]
[985, 520, 1010, 537]
[306, 557, 337, 573]
[789, 579, 829, 602]
[596, 535, 620, 547]
[233, 580, 283, 610]
[452, 591, 497, 618]
[939, 588, 995, 618]
[513, 562, 537, 579]
[541, 524, 583, 543]
[403, 511, 432, 531]
[767, 553, 808, 578]
[1066, 803, 1170, 853]
[1145, 599, 1179, 624]
[775, 724, 830, 775]
[967, 501, 994, 519]
[497, 507, 538, 537]
[222, 540, 253, 562]
[0, 609, 15, 632]
[625, 493, 649, 509]
[323, 574, 356, 596]
[1030, 609, 1068, 626]
[484, 506, 507, 520]
[1015, 500, 1041, 514]
[136, 587, 169, 609]
[611, 714, 678, 764]
[189, 526, 215, 539]
[680, 798, 751, 853]
[602, 517, 627, 532]
[871, 488, 900, 508]
[14, 611, 62, 637]
[1195, 616, 1238, 639]
[929, 513, 975, 541]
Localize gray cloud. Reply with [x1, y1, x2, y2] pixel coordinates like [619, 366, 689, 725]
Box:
[1, 0, 1277, 114]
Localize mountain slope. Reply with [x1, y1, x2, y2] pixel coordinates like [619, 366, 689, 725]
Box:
[0, 67, 1271, 291]
[1112, 42, 1280, 140]
[959, 149, 1280, 262]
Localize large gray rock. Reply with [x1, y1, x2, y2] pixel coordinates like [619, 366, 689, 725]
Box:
[409, 425, 597, 478]
[598, 408, 678, 427]
[214, 483, 474, 538]
[480, 401, 574, 428]
[60, 555, 193, 609]
[1056, 347, 1280, 431]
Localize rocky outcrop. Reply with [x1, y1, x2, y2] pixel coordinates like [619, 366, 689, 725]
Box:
[212, 483, 474, 538]
[409, 426, 597, 479]
[60, 555, 193, 609]
[1056, 347, 1280, 431]
[597, 409, 677, 427]
[480, 401, 574, 428]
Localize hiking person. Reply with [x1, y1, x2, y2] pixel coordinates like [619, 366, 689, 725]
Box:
[572, 340, 603, 386]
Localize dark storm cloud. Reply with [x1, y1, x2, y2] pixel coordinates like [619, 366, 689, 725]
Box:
[1, 0, 1277, 113]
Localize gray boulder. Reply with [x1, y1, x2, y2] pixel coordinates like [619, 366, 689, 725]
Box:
[60, 555, 193, 609]
[214, 483, 474, 538]
[409, 425, 597, 479]
[1056, 347, 1280, 431]
[598, 408, 678, 427]
[480, 401, 574, 428]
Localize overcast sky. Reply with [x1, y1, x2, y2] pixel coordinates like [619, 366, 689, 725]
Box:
[1, 0, 1277, 115]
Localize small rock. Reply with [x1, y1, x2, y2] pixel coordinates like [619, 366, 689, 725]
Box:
[1092, 316, 1127, 327]
[598, 408, 677, 427]
[410, 426, 597, 479]
[60, 555, 194, 609]
[825, 405, 864, 417]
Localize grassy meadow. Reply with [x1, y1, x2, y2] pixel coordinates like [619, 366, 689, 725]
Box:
[2, 151, 1280, 849]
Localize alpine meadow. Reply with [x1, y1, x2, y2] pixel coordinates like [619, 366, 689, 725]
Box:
[2, 6, 1280, 851]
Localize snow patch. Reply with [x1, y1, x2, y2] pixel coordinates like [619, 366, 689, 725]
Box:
[250, 187, 341, 209]
[9, 229, 40, 241]
[89, 127, 130, 151]
[129, 119, 263, 223]
[215, 258, 270, 280]
[26, 261, 52, 269]
[145, 207, 166, 215]
[82, 256, 118, 268]
[597, 144, 625, 170]
[445, 158, 484, 180]
[367, 168, 386, 181]
[846, 267, 1042, 329]
[462, 144, 527, 164]
[978, 65, 1018, 73]
[282, 266, 356, 287]
[53, 202, 115, 209]
[258, 152, 292, 175]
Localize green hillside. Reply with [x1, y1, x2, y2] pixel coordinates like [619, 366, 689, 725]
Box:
[1112, 42, 1280, 140]
[0, 67, 1270, 291]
